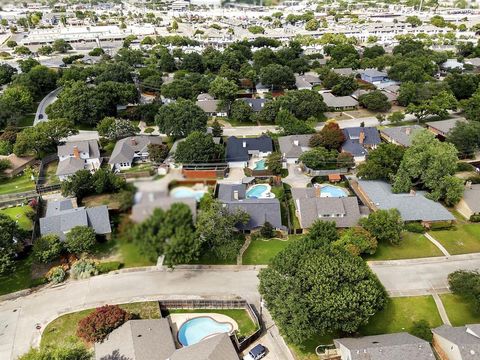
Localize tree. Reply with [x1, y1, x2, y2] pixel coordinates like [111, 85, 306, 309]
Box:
[334, 227, 377, 256]
[6, 40, 17, 48]
[358, 90, 391, 112]
[260, 64, 295, 90]
[305, 19, 319, 31]
[363, 45, 385, 59]
[14, 45, 31, 55]
[77, 305, 132, 343]
[337, 151, 354, 169]
[448, 270, 480, 308]
[309, 122, 345, 150]
[174, 131, 224, 163]
[13, 65, 58, 99]
[276, 110, 315, 136]
[65, 226, 96, 255]
[0, 85, 34, 125]
[447, 121, 480, 158]
[208, 77, 238, 103]
[155, 99, 207, 138]
[211, 119, 223, 137]
[37, 45, 53, 56]
[406, 91, 457, 121]
[331, 75, 358, 96]
[0, 213, 24, 275]
[277, 90, 327, 120]
[359, 209, 403, 245]
[18, 344, 91, 360]
[196, 200, 249, 260]
[148, 144, 169, 163]
[387, 111, 405, 124]
[230, 100, 254, 122]
[265, 152, 283, 176]
[260, 222, 275, 238]
[32, 234, 63, 263]
[299, 147, 339, 170]
[357, 143, 406, 182]
[461, 89, 480, 122]
[259, 245, 387, 345]
[406, 15, 422, 27]
[52, 39, 72, 53]
[392, 131, 463, 204]
[445, 73, 480, 100]
[96, 117, 138, 141]
[18, 58, 40, 73]
[410, 320, 433, 342]
[61, 169, 125, 200]
[0, 63, 17, 85]
[181, 52, 205, 73]
[255, 101, 280, 123]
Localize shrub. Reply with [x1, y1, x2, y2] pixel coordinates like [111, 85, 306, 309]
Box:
[70, 258, 98, 280]
[65, 226, 97, 254]
[429, 221, 454, 231]
[404, 223, 425, 233]
[470, 214, 480, 222]
[457, 162, 475, 172]
[409, 319, 432, 342]
[97, 261, 123, 274]
[46, 266, 66, 284]
[260, 222, 275, 239]
[33, 234, 63, 263]
[76, 305, 133, 343]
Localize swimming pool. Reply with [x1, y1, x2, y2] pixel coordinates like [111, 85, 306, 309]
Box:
[170, 187, 206, 201]
[318, 184, 348, 198]
[246, 184, 275, 199]
[254, 159, 267, 170]
[177, 316, 233, 346]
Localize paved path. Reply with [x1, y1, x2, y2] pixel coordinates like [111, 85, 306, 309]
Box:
[34, 87, 62, 126]
[432, 292, 451, 326]
[425, 232, 451, 256]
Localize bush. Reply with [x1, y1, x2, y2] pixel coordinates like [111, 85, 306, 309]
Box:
[33, 234, 63, 263]
[97, 261, 123, 274]
[70, 258, 98, 280]
[409, 319, 432, 342]
[77, 305, 133, 343]
[65, 226, 97, 255]
[457, 162, 475, 172]
[429, 221, 454, 231]
[46, 266, 66, 284]
[144, 127, 154, 134]
[260, 222, 275, 239]
[470, 214, 480, 222]
[404, 223, 425, 233]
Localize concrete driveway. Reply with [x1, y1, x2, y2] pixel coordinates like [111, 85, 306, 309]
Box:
[34, 87, 62, 126]
[283, 163, 311, 188]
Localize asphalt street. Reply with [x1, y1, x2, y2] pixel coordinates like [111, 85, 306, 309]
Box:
[33, 87, 62, 126]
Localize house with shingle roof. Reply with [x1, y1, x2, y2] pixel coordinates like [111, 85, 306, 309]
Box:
[342, 127, 381, 163]
[225, 135, 273, 168]
[358, 68, 388, 84]
[39, 198, 111, 240]
[239, 98, 269, 112]
[56, 140, 101, 181]
[380, 125, 424, 147]
[426, 118, 467, 140]
[195, 99, 227, 117]
[456, 183, 480, 220]
[432, 324, 480, 360]
[295, 75, 313, 90]
[109, 135, 164, 171]
[321, 92, 359, 111]
[334, 332, 435, 360]
[278, 134, 313, 164]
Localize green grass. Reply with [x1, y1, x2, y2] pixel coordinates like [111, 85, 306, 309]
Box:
[0, 172, 36, 195]
[365, 232, 443, 261]
[0, 205, 34, 231]
[43, 160, 60, 185]
[118, 240, 156, 268]
[189, 249, 238, 265]
[167, 309, 258, 338]
[41, 301, 161, 348]
[242, 238, 291, 265]
[120, 163, 154, 174]
[359, 296, 442, 335]
[429, 224, 480, 255]
[440, 293, 480, 326]
[0, 255, 45, 296]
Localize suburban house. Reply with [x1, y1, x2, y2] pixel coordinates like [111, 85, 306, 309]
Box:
[455, 183, 480, 220]
[321, 92, 359, 111]
[295, 75, 313, 90]
[56, 140, 101, 181]
[342, 127, 381, 163]
[355, 180, 455, 224]
[225, 135, 273, 168]
[197, 93, 214, 101]
[109, 136, 164, 171]
[359, 68, 389, 83]
[217, 183, 285, 232]
[278, 134, 313, 164]
[0, 154, 35, 178]
[465, 57, 480, 69]
[130, 191, 197, 223]
[426, 118, 467, 140]
[380, 125, 424, 147]
[291, 187, 361, 229]
[239, 98, 269, 112]
[255, 82, 269, 94]
[432, 324, 480, 360]
[441, 58, 464, 71]
[39, 198, 111, 240]
[333, 332, 435, 360]
[196, 99, 228, 117]
[333, 68, 355, 76]
[95, 319, 239, 360]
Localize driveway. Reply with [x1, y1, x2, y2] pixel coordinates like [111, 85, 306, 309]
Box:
[34, 87, 62, 126]
[282, 163, 311, 188]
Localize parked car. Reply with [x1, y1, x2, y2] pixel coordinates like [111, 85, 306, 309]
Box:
[243, 344, 267, 360]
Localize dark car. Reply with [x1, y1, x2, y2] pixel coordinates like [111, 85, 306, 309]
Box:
[243, 344, 267, 360]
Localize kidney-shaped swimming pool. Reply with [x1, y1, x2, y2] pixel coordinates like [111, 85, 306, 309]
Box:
[177, 316, 233, 346]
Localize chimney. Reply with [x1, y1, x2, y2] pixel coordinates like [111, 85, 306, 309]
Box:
[242, 141, 247, 148]
[131, 137, 137, 146]
[73, 146, 80, 159]
[293, 139, 299, 146]
[233, 190, 239, 200]
[359, 131, 365, 145]
[405, 127, 411, 135]
[315, 186, 321, 198]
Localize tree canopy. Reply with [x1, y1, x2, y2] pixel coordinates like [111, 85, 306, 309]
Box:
[174, 131, 224, 163]
[155, 99, 207, 138]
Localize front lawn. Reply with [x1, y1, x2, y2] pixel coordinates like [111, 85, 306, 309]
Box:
[440, 293, 480, 326]
[429, 224, 480, 255]
[366, 232, 443, 261]
[242, 237, 293, 265]
[0, 173, 36, 195]
[120, 163, 154, 174]
[41, 301, 161, 348]
[0, 255, 44, 296]
[0, 205, 34, 231]
[166, 308, 258, 338]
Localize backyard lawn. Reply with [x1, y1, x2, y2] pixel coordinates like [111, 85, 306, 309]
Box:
[440, 293, 480, 326]
[0, 205, 34, 231]
[0, 173, 36, 195]
[366, 232, 443, 261]
[167, 308, 258, 338]
[41, 302, 161, 348]
[42, 160, 60, 186]
[429, 224, 480, 254]
[242, 237, 296, 265]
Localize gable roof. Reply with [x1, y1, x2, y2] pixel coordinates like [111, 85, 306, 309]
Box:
[462, 184, 480, 214]
[333, 67, 354, 76]
[223, 198, 285, 230]
[226, 136, 273, 162]
[109, 136, 163, 165]
[278, 135, 312, 158]
[195, 100, 226, 114]
[295, 75, 313, 89]
[357, 180, 455, 222]
[426, 118, 467, 136]
[359, 68, 388, 78]
[321, 92, 358, 109]
[57, 139, 100, 159]
[380, 125, 424, 147]
[239, 98, 269, 112]
[56, 157, 86, 176]
[342, 127, 381, 157]
[217, 183, 247, 201]
[334, 332, 435, 360]
[432, 324, 480, 359]
[170, 333, 238, 360]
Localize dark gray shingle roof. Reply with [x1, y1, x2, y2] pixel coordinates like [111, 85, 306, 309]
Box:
[380, 125, 424, 147]
[226, 136, 273, 162]
[278, 135, 312, 158]
[342, 127, 381, 157]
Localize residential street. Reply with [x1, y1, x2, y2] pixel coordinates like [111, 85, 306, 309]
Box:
[2, 255, 480, 359]
[33, 87, 62, 126]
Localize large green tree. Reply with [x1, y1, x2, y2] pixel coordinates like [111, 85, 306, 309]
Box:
[155, 99, 207, 138]
[277, 90, 327, 120]
[447, 121, 480, 158]
[174, 131, 224, 163]
[357, 143, 406, 182]
[406, 91, 457, 121]
[0, 213, 25, 275]
[358, 90, 391, 112]
[359, 209, 403, 245]
[259, 64, 295, 89]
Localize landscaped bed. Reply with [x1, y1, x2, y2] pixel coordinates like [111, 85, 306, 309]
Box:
[41, 302, 161, 348]
[365, 232, 443, 261]
[429, 224, 480, 254]
[440, 293, 480, 326]
[0, 205, 34, 231]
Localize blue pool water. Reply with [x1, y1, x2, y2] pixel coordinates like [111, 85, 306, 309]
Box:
[254, 159, 266, 170]
[246, 185, 268, 198]
[320, 185, 347, 198]
[177, 317, 232, 346]
[170, 187, 206, 201]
